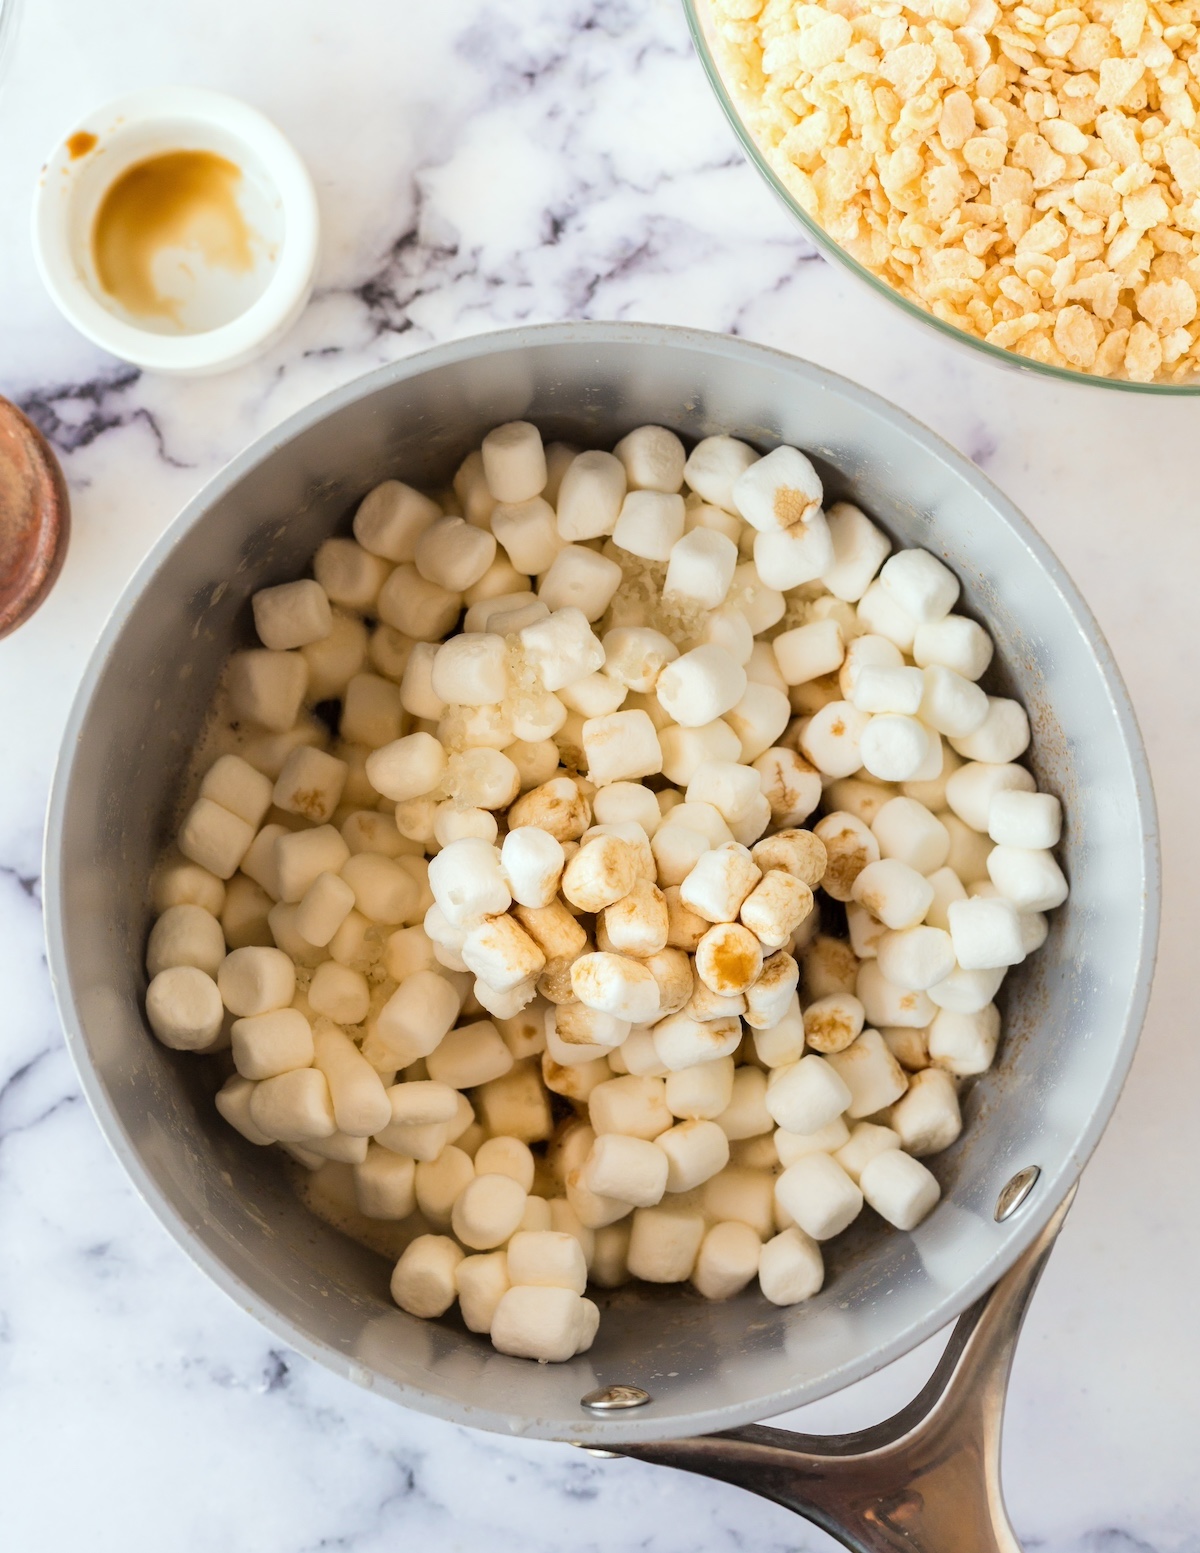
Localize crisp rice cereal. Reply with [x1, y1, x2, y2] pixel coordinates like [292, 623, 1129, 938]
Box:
[709, 0, 1200, 382]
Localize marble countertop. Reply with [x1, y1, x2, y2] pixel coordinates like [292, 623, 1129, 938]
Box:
[2, 1, 1197, 1548]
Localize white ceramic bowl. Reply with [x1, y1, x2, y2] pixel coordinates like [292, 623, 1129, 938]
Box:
[33, 87, 319, 375]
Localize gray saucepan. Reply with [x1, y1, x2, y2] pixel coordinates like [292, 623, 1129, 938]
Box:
[44, 323, 1158, 1551]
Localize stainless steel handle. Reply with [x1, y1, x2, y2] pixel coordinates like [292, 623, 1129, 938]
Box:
[612, 1189, 1074, 1553]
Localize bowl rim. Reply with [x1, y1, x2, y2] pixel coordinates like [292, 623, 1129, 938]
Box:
[683, 0, 1200, 396]
[43, 321, 1162, 1440]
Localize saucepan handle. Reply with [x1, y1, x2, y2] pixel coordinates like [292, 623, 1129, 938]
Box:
[611, 1189, 1074, 1553]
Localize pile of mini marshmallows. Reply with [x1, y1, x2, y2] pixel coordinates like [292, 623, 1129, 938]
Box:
[143, 418, 1068, 1364]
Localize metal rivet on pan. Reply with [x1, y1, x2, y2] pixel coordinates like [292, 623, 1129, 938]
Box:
[995, 1165, 1041, 1222]
[581, 1384, 652, 1411]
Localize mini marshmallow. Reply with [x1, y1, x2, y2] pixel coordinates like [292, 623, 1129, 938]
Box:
[725, 683, 791, 764]
[461, 916, 545, 994]
[860, 714, 931, 783]
[664, 1057, 735, 1120]
[249, 1066, 336, 1142]
[414, 1148, 476, 1225]
[340, 853, 420, 924]
[879, 549, 959, 624]
[644, 948, 696, 1017]
[752, 997, 806, 1067]
[945, 762, 1037, 834]
[774, 1116, 851, 1165]
[272, 746, 348, 825]
[613, 424, 686, 493]
[220, 877, 273, 949]
[313, 1024, 391, 1136]
[512, 902, 588, 968]
[230, 652, 312, 742]
[491, 498, 563, 576]
[146, 904, 225, 980]
[386, 1081, 460, 1128]
[852, 858, 935, 930]
[664, 527, 738, 608]
[856, 581, 917, 652]
[680, 842, 761, 924]
[390, 1235, 464, 1319]
[562, 834, 639, 912]
[811, 813, 877, 903]
[988, 790, 1062, 849]
[753, 510, 835, 589]
[923, 866, 968, 932]
[659, 722, 742, 787]
[800, 700, 870, 779]
[377, 566, 462, 643]
[758, 1227, 825, 1304]
[366, 622, 414, 683]
[353, 1144, 417, 1219]
[857, 960, 936, 1028]
[582, 710, 663, 786]
[861, 1148, 941, 1229]
[145, 966, 224, 1050]
[178, 798, 256, 882]
[340, 673, 405, 748]
[987, 846, 1069, 912]
[826, 1029, 910, 1118]
[491, 1285, 595, 1361]
[434, 804, 500, 848]
[654, 1118, 730, 1192]
[506, 1230, 588, 1294]
[657, 645, 748, 728]
[558, 671, 627, 719]
[943, 815, 994, 886]
[538, 546, 623, 621]
[584, 1133, 669, 1206]
[739, 871, 813, 951]
[839, 635, 903, 702]
[698, 604, 755, 664]
[775, 1153, 863, 1240]
[652, 1012, 742, 1071]
[686, 761, 761, 827]
[313, 540, 389, 616]
[602, 880, 669, 958]
[765, 1055, 852, 1135]
[684, 434, 758, 509]
[500, 826, 565, 909]
[928, 1004, 1001, 1076]
[876, 925, 957, 991]
[803, 991, 866, 1055]
[481, 421, 547, 503]
[200, 755, 274, 830]
[802, 935, 860, 1000]
[454, 1252, 511, 1333]
[430, 633, 508, 707]
[602, 628, 679, 693]
[773, 620, 845, 687]
[701, 1165, 775, 1239]
[694, 922, 763, 996]
[399, 643, 447, 720]
[927, 963, 1005, 1015]
[851, 665, 925, 716]
[217, 946, 296, 1016]
[715, 1066, 772, 1141]
[919, 665, 988, 739]
[912, 614, 994, 681]
[365, 970, 461, 1068]
[593, 781, 662, 837]
[353, 481, 441, 562]
[572, 952, 661, 1024]
[949, 698, 1031, 764]
[444, 748, 520, 811]
[833, 1121, 901, 1184]
[612, 490, 686, 561]
[589, 1074, 673, 1139]
[821, 502, 891, 601]
[414, 516, 497, 592]
[152, 854, 226, 918]
[556, 450, 627, 542]
[619, 1026, 672, 1079]
[464, 554, 526, 603]
[519, 608, 605, 691]
[871, 796, 951, 874]
[452, 1172, 528, 1250]
[252, 578, 332, 652]
[947, 896, 1025, 970]
[692, 1220, 762, 1300]
[626, 1203, 706, 1283]
[733, 444, 822, 532]
[890, 1068, 961, 1156]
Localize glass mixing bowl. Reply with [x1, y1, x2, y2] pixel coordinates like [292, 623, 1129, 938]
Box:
[684, 0, 1200, 394]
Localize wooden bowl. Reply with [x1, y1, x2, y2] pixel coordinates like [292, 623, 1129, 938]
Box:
[0, 396, 70, 638]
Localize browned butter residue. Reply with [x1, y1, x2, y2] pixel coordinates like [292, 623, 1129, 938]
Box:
[91, 149, 253, 322]
[67, 131, 97, 159]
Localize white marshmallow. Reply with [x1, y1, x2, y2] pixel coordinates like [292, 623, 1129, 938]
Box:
[364, 732, 446, 804]
[679, 842, 761, 925]
[926, 963, 1005, 1015]
[799, 701, 870, 778]
[340, 852, 420, 924]
[217, 946, 295, 1017]
[775, 1153, 863, 1240]
[664, 527, 738, 608]
[923, 866, 968, 931]
[227, 648, 309, 734]
[802, 991, 866, 1055]
[200, 754, 275, 830]
[538, 546, 623, 621]
[444, 748, 520, 811]
[308, 960, 371, 1024]
[725, 683, 791, 764]
[313, 541, 389, 616]
[341, 673, 405, 747]
[891, 1068, 961, 1156]
[664, 1057, 735, 1120]
[857, 960, 936, 1028]
[145, 965, 224, 1050]
[491, 497, 563, 575]
[492, 1285, 597, 1360]
[230, 1007, 314, 1080]
[627, 1203, 706, 1282]
[987, 846, 1069, 912]
[461, 916, 545, 994]
[852, 858, 935, 929]
[861, 714, 931, 782]
[871, 796, 951, 874]
[601, 879, 670, 959]
[519, 608, 605, 691]
[481, 421, 547, 503]
[773, 620, 845, 687]
[834, 1120, 901, 1184]
[945, 761, 1036, 833]
[178, 798, 256, 882]
[571, 952, 660, 1025]
[839, 635, 904, 701]
[365, 970, 462, 1068]
[377, 566, 462, 643]
[717, 1065, 774, 1140]
[739, 871, 813, 951]
[753, 512, 835, 589]
[584, 1133, 669, 1206]
[655, 1118, 730, 1192]
[856, 581, 917, 652]
[386, 1081, 459, 1128]
[430, 634, 508, 707]
[152, 855, 226, 918]
[949, 698, 1031, 763]
[656, 645, 748, 728]
[272, 746, 348, 826]
[506, 1229, 588, 1294]
[692, 1220, 762, 1300]
[825, 1029, 909, 1119]
[928, 1004, 1000, 1075]
[582, 709, 663, 787]
[947, 895, 1026, 969]
[732, 444, 822, 531]
[876, 926, 957, 991]
[685, 761, 761, 827]
[249, 1066, 336, 1142]
[613, 490, 687, 560]
[702, 1166, 776, 1238]
[414, 516, 497, 592]
[453, 1251, 511, 1333]
[353, 481, 441, 562]
[556, 450, 627, 541]
[659, 722, 742, 787]
[684, 434, 758, 509]
[765, 1055, 852, 1134]
[919, 665, 989, 739]
[451, 1172, 528, 1250]
[751, 748, 821, 830]
[561, 833, 639, 913]
[558, 671, 627, 719]
[912, 614, 994, 681]
[433, 803, 499, 849]
[398, 642, 447, 721]
[592, 781, 662, 837]
[812, 811, 879, 902]
[353, 1143, 417, 1219]
[879, 549, 960, 624]
[313, 1024, 391, 1136]
[613, 424, 686, 493]
[758, 1227, 825, 1304]
[652, 1012, 741, 1071]
[860, 1148, 941, 1230]
[821, 502, 891, 601]
[851, 665, 924, 716]
[697, 604, 755, 665]
[252, 578, 332, 651]
[145, 904, 225, 980]
[774, 1116, 850, 1165]
[752, 997, 806, 1067]
[601, 628, 679, 693]
[498, 826, 564, 910]
[988, 790, 1062, 849]
[390, 1234, 464, 1318]
[732, 562, 786, 633]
